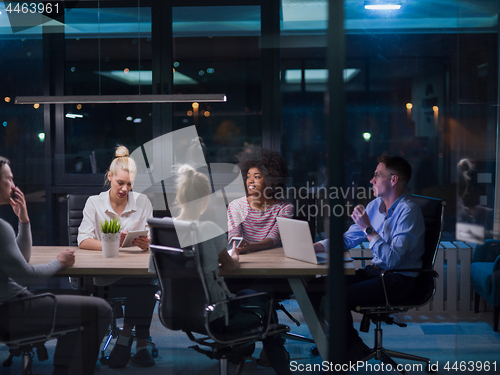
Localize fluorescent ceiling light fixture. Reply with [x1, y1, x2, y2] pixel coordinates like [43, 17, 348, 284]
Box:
[15, 94, 227, 104]
[365, 1, 401, 10]
[365, 4, 401, 10]
[284, 69, 360, 84]
[97, 70, 198, 86]
[65, 113, 83, 119]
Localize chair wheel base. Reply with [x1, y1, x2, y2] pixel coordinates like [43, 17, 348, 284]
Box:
[100, 356, 109, 365]
[310, 346, 319, 356]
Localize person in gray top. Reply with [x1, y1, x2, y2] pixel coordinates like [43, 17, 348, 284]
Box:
[0, 156, 111, 375]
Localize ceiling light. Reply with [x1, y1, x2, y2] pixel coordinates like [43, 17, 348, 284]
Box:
[15, 94, 227, 104]
[65, 113, 83, 119]
[364, 1, 401, 10]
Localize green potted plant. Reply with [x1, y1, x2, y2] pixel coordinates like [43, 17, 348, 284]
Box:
[100, 218, 122, 258]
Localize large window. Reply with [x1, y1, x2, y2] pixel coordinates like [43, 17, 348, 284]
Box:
[280, 0, 499, 242]
[172, 5, 262, 165]
[62, 5, 153, 178]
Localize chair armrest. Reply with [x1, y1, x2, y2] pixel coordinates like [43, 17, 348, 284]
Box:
[379, 269, 438, 308]
[204, 292, 275, 345]
[0, 293, 58, 342]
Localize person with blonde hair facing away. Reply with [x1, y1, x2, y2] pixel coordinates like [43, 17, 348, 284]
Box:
[173, 164, 292, 375]
[0, 156, 111, 375]
[78, 146, 158, 368]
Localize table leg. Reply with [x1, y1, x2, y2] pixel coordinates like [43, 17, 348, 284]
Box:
[287, 277, 328, 360]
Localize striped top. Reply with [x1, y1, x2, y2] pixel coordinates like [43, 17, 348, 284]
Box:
[227, 197, 294, 246]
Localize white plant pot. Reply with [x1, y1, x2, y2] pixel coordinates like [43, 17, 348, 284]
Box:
[102, 232, 120, 258]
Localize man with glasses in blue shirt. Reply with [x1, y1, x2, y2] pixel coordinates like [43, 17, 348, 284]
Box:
[309, 154, 425, 364]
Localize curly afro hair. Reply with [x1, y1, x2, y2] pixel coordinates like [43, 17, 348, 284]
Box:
[237, 146, 289, 199]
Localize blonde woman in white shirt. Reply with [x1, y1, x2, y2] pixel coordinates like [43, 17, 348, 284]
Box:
[78, 146, 158, 368]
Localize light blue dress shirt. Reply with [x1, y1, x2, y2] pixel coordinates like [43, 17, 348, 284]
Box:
[321, 194, 425, 277]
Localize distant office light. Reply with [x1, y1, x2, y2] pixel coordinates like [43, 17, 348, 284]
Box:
[365, 4, 401, 10]
[126, 116, 133, 121]
[133, 118, 142, 123]
[406, 103, 413, 109]
[38, 133, 45, 142]
[16, 94, 227, 104]
[33, 103, 40, 109]
[284, 69, 360, 84]
[363, 132, 372, 141]
[433, 105, 439, 112]
[2, 121, 7, 127]
[4, 97, 11, 103]
[192, 102, 199, 109]
[365, 1, 401, 10]
[65, 113, 83, 119]
[95, 70, 197, 86]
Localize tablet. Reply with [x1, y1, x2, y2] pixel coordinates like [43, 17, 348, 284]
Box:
[121, 230, 148, 247]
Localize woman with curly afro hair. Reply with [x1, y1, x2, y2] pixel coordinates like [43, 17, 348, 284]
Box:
[227, 146, 294, 254]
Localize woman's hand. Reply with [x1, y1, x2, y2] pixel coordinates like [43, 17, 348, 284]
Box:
[10, 186, 29, 224]
[119, 231, 128, 247]
[236, 239, 252, 254]
[236, 238, 274, 254]
[57, 249, 75, 268]
[133, 236, 150, 251]
[228, 241, 240, 262]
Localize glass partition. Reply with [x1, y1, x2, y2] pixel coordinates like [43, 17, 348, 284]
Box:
[62, 4, 153, 178]
[0, 3, 45, 240]
[172, 6, 262, 165]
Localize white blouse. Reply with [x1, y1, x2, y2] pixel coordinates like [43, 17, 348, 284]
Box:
[77, 190, 153, 245]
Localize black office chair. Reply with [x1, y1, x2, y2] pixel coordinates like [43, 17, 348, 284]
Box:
[1, 293, 82, 375]
[149, 217, 290, 375]
[355, 194, 445, 374]
[66, 194, 158, 365]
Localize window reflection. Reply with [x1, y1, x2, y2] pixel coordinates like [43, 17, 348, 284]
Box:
[172, 6, 262, 165]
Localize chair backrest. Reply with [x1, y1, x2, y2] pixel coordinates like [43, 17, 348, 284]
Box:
[409, 194, 445, 271]
[402, 194, 445, 306]
[148, 217, 208, 335]
[67, 194, 91, 246]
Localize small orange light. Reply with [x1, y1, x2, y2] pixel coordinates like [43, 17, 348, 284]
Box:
[192, 102, 199, 109]
[4, 97, 11, 103]
[187, 111, 193, 116]
[124, 68, 130, 73]
[204, 111, 210, 117]
[406, 103, 413, 109]
[433, 106, 438, 112]
[33, 103, 40, 109]
[77, 104, 82, 110]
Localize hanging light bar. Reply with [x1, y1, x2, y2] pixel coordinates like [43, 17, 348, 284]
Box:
[15, 94, 227, 104]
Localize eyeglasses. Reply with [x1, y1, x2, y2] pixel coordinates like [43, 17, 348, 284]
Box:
[373, 173, 395, 179]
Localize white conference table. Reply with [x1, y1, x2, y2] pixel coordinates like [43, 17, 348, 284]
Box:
[30, 246, 354, 359]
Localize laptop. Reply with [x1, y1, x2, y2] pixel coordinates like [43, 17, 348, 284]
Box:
[277, 217, 328, 264]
